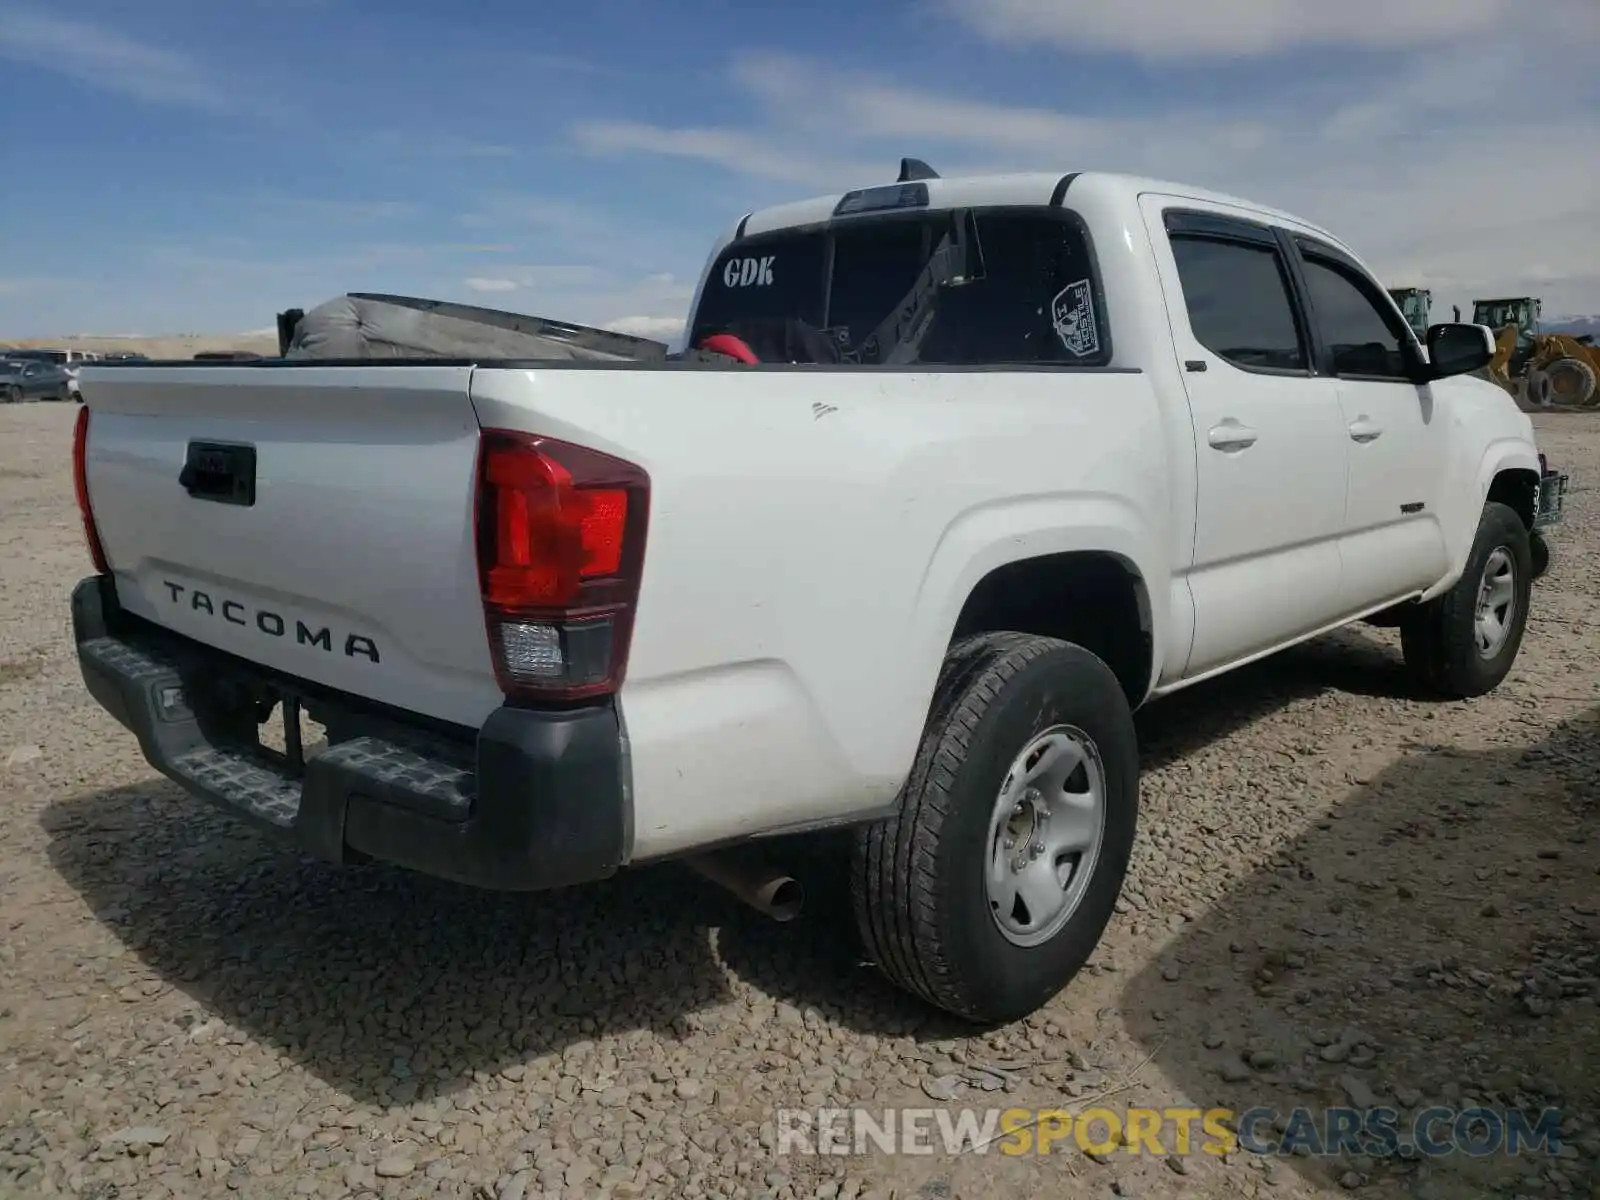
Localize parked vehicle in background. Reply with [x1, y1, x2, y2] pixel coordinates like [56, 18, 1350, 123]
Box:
[69, 162, 1568, 1024]
[1387, 287, 1432, 339]
[1, 359, 74, 402]
[5, 348, 100, 366]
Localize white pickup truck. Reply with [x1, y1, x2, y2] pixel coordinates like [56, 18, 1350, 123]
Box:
[72, 163, 1567, 1024]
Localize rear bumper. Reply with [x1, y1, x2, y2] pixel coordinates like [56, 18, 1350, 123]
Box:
[71, 574, 630, 891]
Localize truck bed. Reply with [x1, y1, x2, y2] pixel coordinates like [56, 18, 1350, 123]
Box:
[76, 356, 1165, 865]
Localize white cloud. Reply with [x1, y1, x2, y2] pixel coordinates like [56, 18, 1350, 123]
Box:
[604, 315, 685, 342]
[355, 130, 519, 159]
[465, 278, 520, 293]
[0, 8, 229, 109]
[566, 27, 1600, 318]
[940, 0, 1596, 58]
[231, 193, 420, 222]
[572, 120, 880, 190]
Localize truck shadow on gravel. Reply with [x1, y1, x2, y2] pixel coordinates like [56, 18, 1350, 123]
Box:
[38, 625, 1451, 1104]
[40, 781, 754, 1105]
[1117, 703, 1600, 1198]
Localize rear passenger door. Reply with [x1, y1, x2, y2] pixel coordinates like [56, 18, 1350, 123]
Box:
[1289, 237, 1450, 610]
[1140, 202, 1350, 676]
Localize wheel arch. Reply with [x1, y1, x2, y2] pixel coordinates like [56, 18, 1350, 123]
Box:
[1485, 465, 1541, 531]
[902, 494, 1167, 729]
[1426, 440, 1541, 601]
[950, 550, 1156, 709]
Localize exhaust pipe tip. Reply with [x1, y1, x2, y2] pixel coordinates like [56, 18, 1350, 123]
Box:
[687, 853, 805, 922]
[761, 875, 805, 923]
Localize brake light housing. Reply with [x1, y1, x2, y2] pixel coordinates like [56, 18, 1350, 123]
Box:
[474, 430, 650, 703]
[72, 406, 110, 574]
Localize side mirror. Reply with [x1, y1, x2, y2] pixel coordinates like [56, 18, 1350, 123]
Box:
[1421, 322, 1495, 381]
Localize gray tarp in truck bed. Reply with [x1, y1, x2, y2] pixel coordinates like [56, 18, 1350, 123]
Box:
[282, 292, 670, 362]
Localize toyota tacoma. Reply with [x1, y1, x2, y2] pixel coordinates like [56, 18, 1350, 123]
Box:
[70, 161, 1566, 1023]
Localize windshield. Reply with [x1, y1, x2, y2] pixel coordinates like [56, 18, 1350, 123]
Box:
[689, 207, 1110, 367]
[1476, 303, 1535, 330]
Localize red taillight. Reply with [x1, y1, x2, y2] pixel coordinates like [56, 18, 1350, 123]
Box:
[72, 406, 110, 574]
[475, 430, 649, 703]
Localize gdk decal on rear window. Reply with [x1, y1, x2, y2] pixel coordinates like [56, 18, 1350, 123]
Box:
[721, 256, 775, 288]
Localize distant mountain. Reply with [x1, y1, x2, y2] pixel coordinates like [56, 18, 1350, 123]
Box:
[1546, 315, 1599, 339]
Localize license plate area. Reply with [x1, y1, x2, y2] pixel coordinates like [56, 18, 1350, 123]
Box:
[255, 692, 327, 776]
[179, 440, 257, 506]
[1535, 470, 1568, 527]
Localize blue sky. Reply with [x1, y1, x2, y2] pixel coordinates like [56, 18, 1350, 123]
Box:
[2, 0, 1597, 340]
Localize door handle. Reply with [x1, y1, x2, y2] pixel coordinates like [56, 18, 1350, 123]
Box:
[1348, 417, 1383, 443]
[1207, 421, 1259, 451]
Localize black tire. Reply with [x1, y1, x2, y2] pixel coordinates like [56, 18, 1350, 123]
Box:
[1545, 356, 1598, 408]
[1400, 501, 1532, 698]
[1530, 530, 1551, 581]
[3, 385, 18, 404]
[851, 631, 1139, 1024]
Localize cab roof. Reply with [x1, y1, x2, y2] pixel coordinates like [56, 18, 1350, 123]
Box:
[734, 167, 1346, 251]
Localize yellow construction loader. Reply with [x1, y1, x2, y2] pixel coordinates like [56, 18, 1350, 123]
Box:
[1475, 296, 1599, 408]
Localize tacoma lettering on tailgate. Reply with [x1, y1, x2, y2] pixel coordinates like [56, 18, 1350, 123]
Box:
[161, 580, 381, 663]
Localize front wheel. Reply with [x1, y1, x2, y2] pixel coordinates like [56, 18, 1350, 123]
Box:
[851, 632, 1139, 1024]
[1401, 501, 1532, 698]
[1530, 530, 1551, 581]
[3, 385, 19, 404]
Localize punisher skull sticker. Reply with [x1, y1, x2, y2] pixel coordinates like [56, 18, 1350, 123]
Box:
[1051, 279, 1099, 358]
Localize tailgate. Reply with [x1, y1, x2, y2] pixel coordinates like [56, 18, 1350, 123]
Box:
[79, 365, 503, 729]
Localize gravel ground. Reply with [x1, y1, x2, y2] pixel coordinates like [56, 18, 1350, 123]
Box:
[1, 401, 1596, 1200]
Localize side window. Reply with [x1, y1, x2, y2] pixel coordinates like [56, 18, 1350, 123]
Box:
[1168, 235, 1306, 372]
[1298, 254, 1413, 379]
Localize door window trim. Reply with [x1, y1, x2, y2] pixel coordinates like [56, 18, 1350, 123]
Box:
[1290, 235, 1425, 384]
[1161, 208, 1315, 380]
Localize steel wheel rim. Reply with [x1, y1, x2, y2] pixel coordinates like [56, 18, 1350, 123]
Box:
[1474, 546, 1517, 659]
[984, 724, 1107, 948]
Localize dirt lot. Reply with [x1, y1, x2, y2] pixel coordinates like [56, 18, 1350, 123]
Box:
[2, 333, 280, 360]
[1, 401, 1596, 1200]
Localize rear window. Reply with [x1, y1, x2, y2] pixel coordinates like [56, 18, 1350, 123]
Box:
[690, 207, 1111, 367]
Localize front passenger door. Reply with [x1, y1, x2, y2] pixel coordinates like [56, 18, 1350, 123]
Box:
[1291, 238, 1450, 611]
[1144, 203, 1351, 677]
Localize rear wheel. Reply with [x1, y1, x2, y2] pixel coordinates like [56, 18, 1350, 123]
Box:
[1401, 501, 1532, 698]
[852, 632, 1139, 1024]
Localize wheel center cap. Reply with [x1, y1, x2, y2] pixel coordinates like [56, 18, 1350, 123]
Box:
[1006, 787, 1047, 872]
